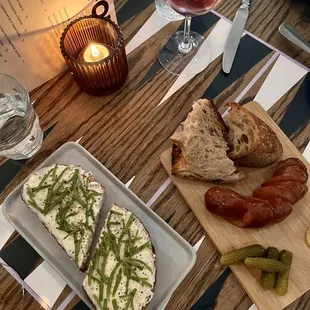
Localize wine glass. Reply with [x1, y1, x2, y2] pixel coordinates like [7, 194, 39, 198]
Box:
[155, 0, 184, 21]
[158, 0, 222, 76]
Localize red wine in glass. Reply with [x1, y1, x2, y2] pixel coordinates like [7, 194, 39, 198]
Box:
[170, 0, 222, 16]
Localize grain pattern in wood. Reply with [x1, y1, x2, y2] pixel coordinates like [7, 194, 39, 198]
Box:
[51, 285, 73, 309]
[122, 4, 156, 46]
[151, 183, 205, 246]
[114, 0, 127, 12]
[285, 290, 310, 310]
[65, 294, 84, 309]
[0, 267, 41, 310]
[268, 78, 304, 125]
[161, 101, 310, 310]
[0, 0, 309, 309]
[290, 122, 310, 155]
[166, 236, 225, 309]
[216, 0, 310, 67]
[129, 161, 171, 203]
[213, 272, 252, 310]
[213, 53, 276, 114]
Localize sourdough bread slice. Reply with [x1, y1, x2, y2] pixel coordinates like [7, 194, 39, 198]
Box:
[171, 99, 246, 183]
[224, 102, 283, 167]
[22, 165, 104, 271]
[83, 203, 156, 310]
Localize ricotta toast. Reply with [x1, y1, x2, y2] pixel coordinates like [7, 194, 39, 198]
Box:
[83, 203, 156, 310]
[22, 164, 105, 271]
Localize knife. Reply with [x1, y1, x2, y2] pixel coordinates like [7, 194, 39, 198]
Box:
[279, 23, 310, 54]
[222, 0, 252, 74]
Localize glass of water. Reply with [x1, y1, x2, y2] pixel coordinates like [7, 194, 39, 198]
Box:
[155, 0, 184, 21]
[0, 74, 43, 160]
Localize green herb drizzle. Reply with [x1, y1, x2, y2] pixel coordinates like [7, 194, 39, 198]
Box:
[87, 208, 154, 310]
[26, 165, 101, 265]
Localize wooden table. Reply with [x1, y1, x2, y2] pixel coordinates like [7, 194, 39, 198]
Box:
[0, 0, 309, 309]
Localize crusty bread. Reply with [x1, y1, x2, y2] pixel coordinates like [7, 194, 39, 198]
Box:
[83, 203, 156, 310]
[22, 165, 105, 271]
[224, 102, 283, 167]
[171, 99, 246, 183]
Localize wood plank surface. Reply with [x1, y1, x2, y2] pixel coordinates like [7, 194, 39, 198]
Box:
[161, 101, 310, 310]
[0, 0, 309, 309]
[216, 0, 310, 67]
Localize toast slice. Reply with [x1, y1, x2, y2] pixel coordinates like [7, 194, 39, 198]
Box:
[171, 99, 246, 183]
[224, 102, 283, 167]
[83, 203, 156, 310]
[22, 165, 104, 271]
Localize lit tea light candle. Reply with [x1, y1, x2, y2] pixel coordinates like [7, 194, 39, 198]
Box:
[60, 16, 128, 95]
[80, 44, 110, 63]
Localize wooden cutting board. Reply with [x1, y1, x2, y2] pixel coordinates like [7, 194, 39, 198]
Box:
[161, 101, 310, 310]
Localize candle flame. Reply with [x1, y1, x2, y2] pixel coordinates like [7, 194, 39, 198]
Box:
[91, 45, 100, 57]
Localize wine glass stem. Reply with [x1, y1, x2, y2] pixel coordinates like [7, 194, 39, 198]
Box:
[179, 16, 193, 54]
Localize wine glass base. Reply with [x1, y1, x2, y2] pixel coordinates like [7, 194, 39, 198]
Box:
[158, 31, 211, 76]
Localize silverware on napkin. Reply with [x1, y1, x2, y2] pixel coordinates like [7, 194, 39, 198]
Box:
[279, 23, 310, 54]
[222, 0, 252, 74]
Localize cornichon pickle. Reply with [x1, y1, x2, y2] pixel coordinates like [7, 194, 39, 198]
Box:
[261, 247, 280, 290]
[275, 250, 293, 296]
[244, 257, 288, 272]
[220, 245, 266, 265]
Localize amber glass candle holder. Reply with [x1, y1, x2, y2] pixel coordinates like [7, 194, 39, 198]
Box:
[60, 16, 128, 96]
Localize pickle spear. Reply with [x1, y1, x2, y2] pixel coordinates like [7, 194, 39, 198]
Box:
[261, 247, 280, 290]
[275, 250, 293, 296]
[244, 257, 288, 272]
[220, 245, 266, 266]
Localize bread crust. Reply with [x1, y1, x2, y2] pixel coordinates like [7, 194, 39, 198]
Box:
[226, 102, 283, 167]
[22, 165, 104, 271]
[83, 287, 149, 310]
[171, 99, 246, 183]
[83, 204, 156, 310]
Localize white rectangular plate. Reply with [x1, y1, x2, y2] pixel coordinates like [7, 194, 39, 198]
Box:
[3, 142, 196, 309]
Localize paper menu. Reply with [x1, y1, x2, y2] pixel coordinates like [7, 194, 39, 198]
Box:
[0, 0, 117, 92]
